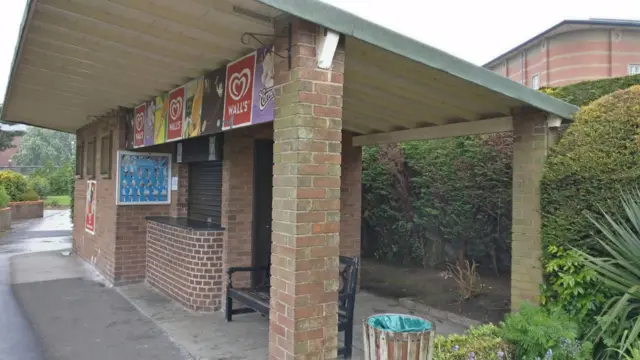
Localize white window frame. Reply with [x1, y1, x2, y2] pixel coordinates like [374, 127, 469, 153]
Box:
[531, 74, 540, 90]
[629, 64, 640, 75]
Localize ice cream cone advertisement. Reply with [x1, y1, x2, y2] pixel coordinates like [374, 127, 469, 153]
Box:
[85, 180, 97, 234]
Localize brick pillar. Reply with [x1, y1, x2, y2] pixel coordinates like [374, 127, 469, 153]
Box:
[269, 18, 344, 360]
[170, 163, 188, 218]
[340, 132, 361, 258]
[511, 111, 552, 310]
[221, 132, 255, 289]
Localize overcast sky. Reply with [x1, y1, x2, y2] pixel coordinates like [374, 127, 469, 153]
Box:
[0, 0, 638, 100]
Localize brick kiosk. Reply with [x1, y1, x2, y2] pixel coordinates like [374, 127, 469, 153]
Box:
[0, 1, 575, 358]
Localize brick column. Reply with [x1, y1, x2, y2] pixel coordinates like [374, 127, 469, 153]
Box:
[221, 132, 255, 289]
[340, 132, 361, 259]
[269, 18, 344, 360]
[511, 111, 551, 310]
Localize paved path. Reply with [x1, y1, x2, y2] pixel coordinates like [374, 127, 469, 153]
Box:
[0, 210, 71, 360]
[3, 210, 192, 360]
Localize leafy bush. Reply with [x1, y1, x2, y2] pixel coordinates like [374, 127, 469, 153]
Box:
[362, 134, 512, 271]
[0, 186, 10, 208]
[499, 303, 592, 359]
[0, 170, 28, 202]
[541, 86, 640, 320]
[19, 189, 40, 202]
[541, 74, 640, 107]
[33, 161, 74, 195]
[434, 324, 513, 360]
[577, 190, 640, 355]
[27, 175, 50, 198]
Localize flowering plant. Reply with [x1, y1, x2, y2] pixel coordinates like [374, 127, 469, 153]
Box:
[433, 324, 513, 360]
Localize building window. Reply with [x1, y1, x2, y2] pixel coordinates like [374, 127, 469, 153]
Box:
[629, 64, 640, 75]
[188, 161, 222, 224]
[75, 142, 84, 179]
[100, 132, 112, 178]
[86, 138, 96, 179]
[531, 74, 540, 90]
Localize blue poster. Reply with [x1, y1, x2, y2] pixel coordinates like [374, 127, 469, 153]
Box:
[116, 151, 171, 205]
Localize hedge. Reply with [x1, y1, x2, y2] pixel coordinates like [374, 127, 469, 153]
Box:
[540, 74, 640, 107]
[541, 86, 640, 318]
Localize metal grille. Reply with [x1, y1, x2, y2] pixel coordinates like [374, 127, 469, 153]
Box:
[188, 161, 222, 224]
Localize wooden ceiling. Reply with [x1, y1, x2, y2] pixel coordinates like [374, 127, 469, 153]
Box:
[3, 0, 280, 132]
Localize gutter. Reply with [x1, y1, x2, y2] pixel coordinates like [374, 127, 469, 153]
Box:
[1, 0, 37, 121]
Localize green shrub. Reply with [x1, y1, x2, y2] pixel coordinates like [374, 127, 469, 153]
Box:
[0, 186, 10, 208]
[577, 190, 640, 355]
[433, 324, 513, 360]
[500, 303, 592, 359]
[541, 86, 640, 320]
[27, 175, 50, 198]
[19, 189, 40, 202]
[541, 74, 640, 106]
[0, 170, 28, 202]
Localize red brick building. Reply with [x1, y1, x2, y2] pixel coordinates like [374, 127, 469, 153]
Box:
[2, 0, 580, 358]
[485, 19, 640, 88]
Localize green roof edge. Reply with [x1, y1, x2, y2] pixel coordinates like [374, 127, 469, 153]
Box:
[258, 0, 580, 120]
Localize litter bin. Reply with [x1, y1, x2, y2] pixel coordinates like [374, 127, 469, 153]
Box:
[363, 314, 434, 360]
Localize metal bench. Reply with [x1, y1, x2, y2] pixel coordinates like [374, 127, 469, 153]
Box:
[226, 256, 360, 358]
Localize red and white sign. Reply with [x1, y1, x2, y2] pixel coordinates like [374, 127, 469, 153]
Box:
[133, 104, 146, 148]
[85, 180, 97, 234]
[167, 86, 185, 141]
[223, 52, 256, 129]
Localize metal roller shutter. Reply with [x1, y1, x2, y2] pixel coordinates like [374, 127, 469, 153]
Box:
[188, 161, 222, 224]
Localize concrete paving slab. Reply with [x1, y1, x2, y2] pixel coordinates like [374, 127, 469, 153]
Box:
[119, 282, 468, 360]
[10, 251, 87, 284]
[12, 277, 193, 360]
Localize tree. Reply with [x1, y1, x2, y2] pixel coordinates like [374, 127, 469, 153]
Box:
[0, 105, 25, 151]
[11, 127, 75, 167]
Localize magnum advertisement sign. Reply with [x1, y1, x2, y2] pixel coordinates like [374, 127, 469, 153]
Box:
[130, 46, 275, 149]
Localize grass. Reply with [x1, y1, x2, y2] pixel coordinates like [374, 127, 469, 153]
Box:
[45, 195, 71, 207]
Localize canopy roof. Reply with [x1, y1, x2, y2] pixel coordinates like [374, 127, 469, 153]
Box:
[2, 0, 578, 135]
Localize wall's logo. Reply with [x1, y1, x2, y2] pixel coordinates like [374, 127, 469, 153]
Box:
[228, 68, 251, 101]
[166, 86, 185, 141]
[169, 98, 183, 121]
[223, 52, 256, 129]
[133, 104, 146, 148]
[135, 112, 144, 130]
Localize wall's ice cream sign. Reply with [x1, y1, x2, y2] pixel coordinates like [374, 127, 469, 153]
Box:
[130, 46, 276, 149]
[133, 104, 146, 148]
[223, 52, 256, 129]
[166, 86, 185, 142]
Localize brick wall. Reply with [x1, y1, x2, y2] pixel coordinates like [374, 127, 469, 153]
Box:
[73, 111, 182, 285]
[170, 163, 189, 218]
[73, 111, 120, 283]
[9, 201, 44, 220]
[221, 131, 255, 290]
[147, 220, 224, 312]
[114, 205, 170, 285]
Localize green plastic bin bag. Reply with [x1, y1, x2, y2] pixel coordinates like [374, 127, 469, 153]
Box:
[367, 314, 432, 333]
